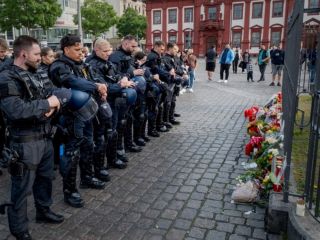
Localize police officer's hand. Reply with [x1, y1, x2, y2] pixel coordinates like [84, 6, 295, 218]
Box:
[169, 68, 175, 76]
[46, 95, 61, 117]
[182, 74, 189, 80]
[153, 74, 161, 83]
[133, 69, 144, 76]
[96, 83, 108, 100]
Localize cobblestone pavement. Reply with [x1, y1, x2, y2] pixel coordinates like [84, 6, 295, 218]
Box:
[0, 60, 280, 240]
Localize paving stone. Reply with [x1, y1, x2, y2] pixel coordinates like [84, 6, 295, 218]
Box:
[166, 228, 186, 240]
[156, 219, 173, 230]
[174, 219, 192, 230]
[188, 227, 206, 239]
[205, 230, 227, 240]
[215, 222, 235, 233]
[161, 209, 179, 220]
[235, 225, 252, 237]
[193, 218, 215, 229]
[252, 228, 267, 239]
[229, 234, 247, 240]
[180, 208, 198, 220]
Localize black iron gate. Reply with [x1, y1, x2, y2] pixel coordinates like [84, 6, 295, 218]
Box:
[283, 1, 320, 221]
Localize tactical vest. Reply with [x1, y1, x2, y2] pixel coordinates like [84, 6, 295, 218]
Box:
[14, 67, 53, 101]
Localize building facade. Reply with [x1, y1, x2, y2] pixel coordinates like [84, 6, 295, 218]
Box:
[104, 0, 146, 40]
[146, 0, 320, 56]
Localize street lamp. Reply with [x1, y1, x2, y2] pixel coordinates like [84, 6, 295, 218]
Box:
[77, 0, 83, 43]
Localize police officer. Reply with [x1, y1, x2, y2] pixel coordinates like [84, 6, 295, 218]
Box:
[145, 40, 172, 137]
[39, 47, 55, 73]
[0, 36, 64, 240]
[49, 34, 106, 208]
[162, 43, 187, 126]
[85, 38, 131, 169]
[109, 35, 143, 153]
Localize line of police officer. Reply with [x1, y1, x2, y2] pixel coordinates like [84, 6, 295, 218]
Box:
[0, 34, 188, 240]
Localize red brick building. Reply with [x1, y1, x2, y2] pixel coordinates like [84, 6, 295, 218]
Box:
[145, 0, 320, 56]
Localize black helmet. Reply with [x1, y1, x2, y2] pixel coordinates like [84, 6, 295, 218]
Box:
[52, 88, 98, 121]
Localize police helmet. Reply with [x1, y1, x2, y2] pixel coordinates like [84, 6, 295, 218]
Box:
[132, 76, 147, 94]
[68, 90, 98, 121]
[121, 88, 137, 106]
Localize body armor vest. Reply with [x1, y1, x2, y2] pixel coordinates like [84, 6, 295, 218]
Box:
[14, 67, 53, 100]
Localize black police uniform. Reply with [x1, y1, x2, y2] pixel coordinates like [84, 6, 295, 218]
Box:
[109, 47, 142, 153]
[162, 53, 183, 126]
[85, 52, 127, 169]
[146, 49, 172, 136]
[49, 54, 105, 208]
[0, 65, 64, 239]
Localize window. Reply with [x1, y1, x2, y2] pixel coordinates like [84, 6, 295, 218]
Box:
[168, 33, 177, 43]
[271, 30, 281, 46]
[233, 4, 243, 20]
[184, 8, 193, 22]
[184, 31, 192, 49]
[208, 7, 217, 20]
[232, 31, 242, 47]
[153, 33, 161, 43]
[168, 9, 177, 24]
[272, 1, 283, 17]
[252, 2, 263, 18]
[153, 10, 161, 25]
[310, 0, 320, 8]
[64, 0, 69, 7]
[251, 30, 261, 47]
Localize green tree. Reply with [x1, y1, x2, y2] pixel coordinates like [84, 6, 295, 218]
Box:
[74, 0, 118, 37]
[0, 0, 62, 31]
[116, 8, 147, 39]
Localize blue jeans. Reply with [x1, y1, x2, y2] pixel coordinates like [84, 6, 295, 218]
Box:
[188, 69, 195, 88]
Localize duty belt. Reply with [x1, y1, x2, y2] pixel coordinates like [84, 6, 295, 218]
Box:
[10, 134, 49, 143]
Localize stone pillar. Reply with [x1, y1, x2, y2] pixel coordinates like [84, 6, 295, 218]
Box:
[262, 0, 271, 47]
[243, 0, 251, 51]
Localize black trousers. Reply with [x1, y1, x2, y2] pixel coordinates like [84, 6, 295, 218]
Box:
[232, 60, 239, 73]
[247, 71, 253, 81]
[8, 138, 54, 236]
[259, 64, 267, 81]
[220, 64, 231, 80]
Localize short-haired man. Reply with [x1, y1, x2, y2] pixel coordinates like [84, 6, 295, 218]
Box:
[219, 44, 235, 83]
[270, 45, 284, 86]
[0, 35, 64, 240]
[109, 35, 144, 153]
[86, 38, 132, 169]
[49, 34, 107, 208]
[40, 47, 55, 72]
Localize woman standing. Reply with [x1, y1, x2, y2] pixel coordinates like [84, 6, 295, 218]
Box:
[242, 49, 251, 73]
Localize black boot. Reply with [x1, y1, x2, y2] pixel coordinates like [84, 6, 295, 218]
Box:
[141, 118, 150, 142]
[36, 207, 64, 224]
[80, 175, 105, 189]
[63, 156, 84, 208]
[107, 130, 127, 169]
[15, 232, 32, 240]
[169, 101, 180, 125]
[93, 148, 110, 182]
[125, 116, 143, 152]
[64, 190, 85, 208]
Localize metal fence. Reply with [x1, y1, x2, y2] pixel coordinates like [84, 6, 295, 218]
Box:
[282, 1, 320, 221]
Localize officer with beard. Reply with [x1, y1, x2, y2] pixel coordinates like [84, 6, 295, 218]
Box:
[49, 34, 107, 208]
[109, 35, 144, 154]
[0, 36, 64, 240]
[85, 38, 134, 169]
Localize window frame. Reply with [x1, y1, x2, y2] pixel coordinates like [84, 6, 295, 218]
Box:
[252, 2, 263, 19]
[208, 6, 217, 20]
[272, 0, 284, 18]
[184, 7, 194, 23]
[270, 28, 282, 46]
[233, 3, 244, 20]
[184, 31, 193, 49]
[153, 10, 161, 25]
[250, 29, 262, 48]
[168, 8, 177, 24]
[232, 30, 242, 48]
